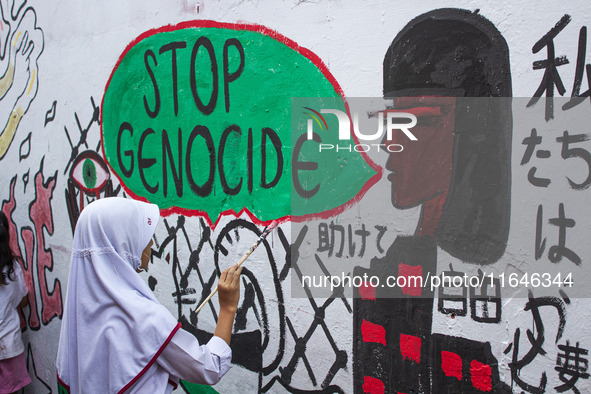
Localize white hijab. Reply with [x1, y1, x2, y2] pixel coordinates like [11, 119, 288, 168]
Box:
[56, 197, 179, 393]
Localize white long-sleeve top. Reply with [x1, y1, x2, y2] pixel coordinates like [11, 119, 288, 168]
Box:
[0, 262, 28, 360]
[125, 329, 232, 393]
[56, 198, 232, 394]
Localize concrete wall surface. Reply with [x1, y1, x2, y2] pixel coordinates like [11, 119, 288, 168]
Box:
[1, 0, 590, 392]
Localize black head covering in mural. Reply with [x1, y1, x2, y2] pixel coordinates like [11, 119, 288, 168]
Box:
[383, 8, 513, 265]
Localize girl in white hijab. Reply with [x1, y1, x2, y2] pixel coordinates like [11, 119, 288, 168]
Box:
[56, 197, 241, 393]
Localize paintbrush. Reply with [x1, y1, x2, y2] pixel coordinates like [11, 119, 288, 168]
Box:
[193, 221, 278, 315]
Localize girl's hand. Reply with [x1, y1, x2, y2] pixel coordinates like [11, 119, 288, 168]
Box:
[217, 264, 242, 314]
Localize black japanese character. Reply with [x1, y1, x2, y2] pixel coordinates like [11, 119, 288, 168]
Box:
[557, 131, 591, 190]
[563, 27, 591, 111]
[528, 15, 571, 121]
[506, 291, 568, 393]
[535, 203, 581, 264]
[522, 128, 551, 187]
[555, 341, 590, 393]
[548, 203, 581, 265]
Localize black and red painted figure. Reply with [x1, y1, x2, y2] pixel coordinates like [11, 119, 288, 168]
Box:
[65, 150, 120, 234]
[353, 9, 513, 393]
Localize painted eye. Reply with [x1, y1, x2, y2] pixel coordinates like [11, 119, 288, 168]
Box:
[70, 150, 110, 193]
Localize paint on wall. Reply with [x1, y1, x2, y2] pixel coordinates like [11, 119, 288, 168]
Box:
[1, 2, 590, 393]
[0, 1, 43, 160]
[353, 8, 513, 394]
[2, 160, 62, 331]
[102, 21, 377, 226]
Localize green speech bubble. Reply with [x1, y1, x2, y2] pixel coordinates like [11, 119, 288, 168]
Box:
[102, 21, 377, 224]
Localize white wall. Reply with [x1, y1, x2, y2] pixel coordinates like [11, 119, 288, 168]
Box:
[1, 0, 590, 392]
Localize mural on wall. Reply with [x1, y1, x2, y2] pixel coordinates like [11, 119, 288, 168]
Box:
[1, 163, 60, 392]
[0, 2, 589, 393]
[100, 20, 378, 226]
[1, 162, 62, 330]
[56, 20, 362, 394]
[63, 96, 121, 234]
[353, 9, 513, 394]
[510, 13, 591, 394]
[25, 342, 53, 392]
[0, 0, 43, 160]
